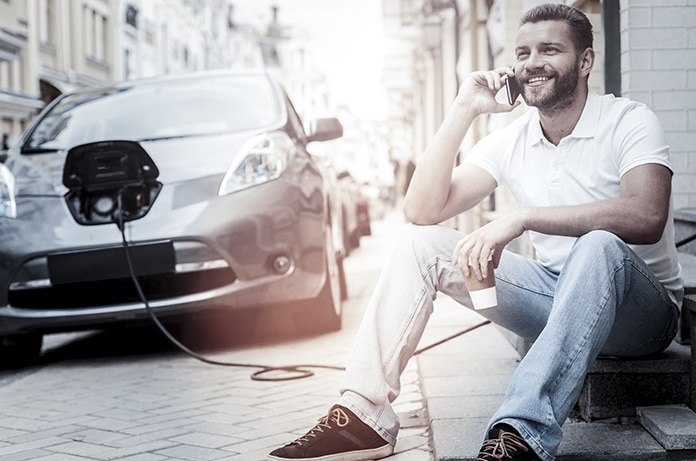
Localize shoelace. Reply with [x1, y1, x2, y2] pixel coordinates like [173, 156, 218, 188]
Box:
[477, 429, 530, 460]
[291, 407, 350, 446]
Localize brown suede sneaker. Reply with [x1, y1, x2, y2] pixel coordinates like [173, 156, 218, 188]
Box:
[269, 405, 393, 460]
[477, 424, 542, 460]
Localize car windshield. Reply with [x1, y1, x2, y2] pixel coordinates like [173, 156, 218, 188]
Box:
[24, 73, 284, 151]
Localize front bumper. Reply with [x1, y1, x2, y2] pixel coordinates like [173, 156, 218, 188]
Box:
[0, 174, 330, 336]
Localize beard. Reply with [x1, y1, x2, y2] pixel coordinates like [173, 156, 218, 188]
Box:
[522, 62, 580, 113]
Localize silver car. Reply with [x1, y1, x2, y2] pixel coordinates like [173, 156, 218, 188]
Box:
[0, 69, 346, 367]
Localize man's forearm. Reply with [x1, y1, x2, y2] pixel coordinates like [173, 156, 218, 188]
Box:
[518, 199, 667, 245]
[402, 103, 478, 224]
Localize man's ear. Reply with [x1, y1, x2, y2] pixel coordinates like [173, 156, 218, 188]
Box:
[579, 47, 595, 78]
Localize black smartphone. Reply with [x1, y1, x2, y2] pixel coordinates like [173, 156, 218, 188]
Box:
[505, 75, 521, 105]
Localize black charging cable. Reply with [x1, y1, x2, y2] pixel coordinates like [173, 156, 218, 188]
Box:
[115, 192, 491, 381]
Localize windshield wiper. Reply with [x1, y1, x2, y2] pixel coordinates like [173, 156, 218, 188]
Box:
[136, 134, 197, 142]
[21, 146, 63, 154]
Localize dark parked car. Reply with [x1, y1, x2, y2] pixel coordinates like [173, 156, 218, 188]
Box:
[337, 171, 372, 243]
[0, 69, 347, 366]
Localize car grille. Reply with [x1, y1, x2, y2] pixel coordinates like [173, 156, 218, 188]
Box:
[8, 268, 236, 309]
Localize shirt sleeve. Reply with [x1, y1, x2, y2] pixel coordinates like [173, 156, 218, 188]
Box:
[462, 113, 532, 187]
[462, 134, 505, 186]
[613, 101, 672, 176]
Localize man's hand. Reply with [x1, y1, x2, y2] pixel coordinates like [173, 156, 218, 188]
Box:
[453, 210, 527, 280]
[458, 67, 522, 116]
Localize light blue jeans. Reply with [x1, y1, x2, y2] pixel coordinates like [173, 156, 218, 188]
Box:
[338, 224, 679, 461]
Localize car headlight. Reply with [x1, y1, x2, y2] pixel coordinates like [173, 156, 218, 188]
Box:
[0, 163, 16, 218]
[219, 131, 293, 196]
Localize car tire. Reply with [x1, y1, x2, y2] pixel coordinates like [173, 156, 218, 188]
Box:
[338, 255, 348, 301]
[301, 226, 344, 333]
[318, 226, 344, 332]
[342, 208, 353, 257]
[0, 333, 43, 369]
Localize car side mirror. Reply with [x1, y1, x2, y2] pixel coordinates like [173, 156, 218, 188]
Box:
[307, 117, 343, 143]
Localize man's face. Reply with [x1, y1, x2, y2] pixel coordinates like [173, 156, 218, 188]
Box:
[514, 20, 581, 112]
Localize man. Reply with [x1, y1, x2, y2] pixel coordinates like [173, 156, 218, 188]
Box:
[269, 3, 682, 461]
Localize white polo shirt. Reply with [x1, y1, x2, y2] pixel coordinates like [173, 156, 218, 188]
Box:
[464, 91, 683, 306]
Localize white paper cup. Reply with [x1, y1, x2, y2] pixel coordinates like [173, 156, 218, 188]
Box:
[468, 286, 497, 310]
[461, 261, 497, 310]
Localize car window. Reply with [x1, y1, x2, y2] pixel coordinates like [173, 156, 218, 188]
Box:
[23, 74, 284, 151]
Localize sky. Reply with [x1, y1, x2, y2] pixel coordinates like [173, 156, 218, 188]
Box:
[231, 0, 387, 120]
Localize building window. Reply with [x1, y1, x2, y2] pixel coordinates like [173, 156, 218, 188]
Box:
[84, 5, 107, 62]
[0, 61, 8, 89]
[124, 48, 133, 80]
[125, 4, 138, 29]
[2, 118, 12, 150]
[0, 59, 22, 93]
[38, 0, 55, 45]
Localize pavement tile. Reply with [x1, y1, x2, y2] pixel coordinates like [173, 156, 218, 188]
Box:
[92, 407, 154, 422]
[0, 436, 68, 457]
[151, 443, 232, 461]
[27, 454, 96, 461]
[222, 432, 294, 455]
[106, 427, 192, 449]
[177, 420, 250, 437]
[170, 431, 246, 449]
[113, 455, 170, 461]
[60, 427, 128, 445]
[0, 449, 57, 461]
[75, 416, 142, 432]
[427, 395, 503, 420]
[430, 417, 491, 460]
[422, 374, 510, 398]
[389, 449, 434, 461]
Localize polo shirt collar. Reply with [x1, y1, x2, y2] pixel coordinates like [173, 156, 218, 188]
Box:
[529, 90, 600, 145]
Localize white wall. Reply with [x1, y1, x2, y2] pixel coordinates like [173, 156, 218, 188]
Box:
[620, 0, 696, 210]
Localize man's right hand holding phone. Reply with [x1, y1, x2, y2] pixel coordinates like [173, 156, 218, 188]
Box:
[458, 67, 521, 117]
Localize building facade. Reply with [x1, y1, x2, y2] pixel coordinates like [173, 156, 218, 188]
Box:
[0, 0, 252, 152]
[1, 0, 694, 208]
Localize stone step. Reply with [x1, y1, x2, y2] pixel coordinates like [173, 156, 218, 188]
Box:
[676, 208, 696, 255]
[677, 253, 696, 344]
[557, 421, 671, 460]
[578, 341, 690, 421]
[638, 404, 696, 451]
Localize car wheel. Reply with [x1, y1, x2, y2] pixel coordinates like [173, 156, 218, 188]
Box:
[303, 226, 344, 333]
[321, 225, 344, 331]
[0, 333, 43, 369]
[342, 208, 353, 256]
[338, 254, 348, 301]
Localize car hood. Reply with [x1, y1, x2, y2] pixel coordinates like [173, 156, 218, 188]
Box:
[7, 132, 268, 196]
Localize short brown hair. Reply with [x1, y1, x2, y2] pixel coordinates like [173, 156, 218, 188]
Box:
[520, 3, 593, 52]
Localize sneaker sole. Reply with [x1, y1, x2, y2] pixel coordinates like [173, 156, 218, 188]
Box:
[268, 443, 393, 461]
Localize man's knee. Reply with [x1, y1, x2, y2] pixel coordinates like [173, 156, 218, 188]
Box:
[397, 222, 447, 242]
[395, 223, 461, 255]
[576, 230, 623, 246]
[572, 230, 629, 260]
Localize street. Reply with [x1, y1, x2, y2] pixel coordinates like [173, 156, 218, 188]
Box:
[0, 208, 433, 460]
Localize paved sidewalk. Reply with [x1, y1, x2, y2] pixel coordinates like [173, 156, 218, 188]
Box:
[0, 209, 433, 461]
